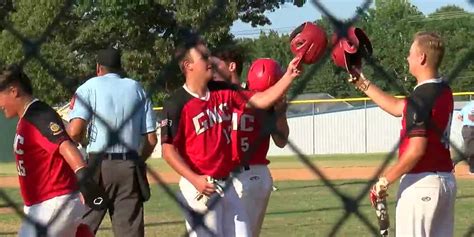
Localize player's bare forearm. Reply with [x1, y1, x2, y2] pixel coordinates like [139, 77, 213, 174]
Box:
[271, 115, 289, 148]
[364, 84, 404, 117]
[358, 74, 404, 117]
[162, 143, 199, 182]
[141, 132, 158, 160]
[248, 76, 293, 109]
[59, 140, 87, 172]
[384, 137, 427, 184]
[67, 118, 87, 144]
[162, 144, 216, 195]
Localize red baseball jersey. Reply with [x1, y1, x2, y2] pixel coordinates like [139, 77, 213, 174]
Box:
[399, 79, 454, 173]
[14, 100, 78, 206]
[161, 81, 255, 179]
[232, 108, 274, 166]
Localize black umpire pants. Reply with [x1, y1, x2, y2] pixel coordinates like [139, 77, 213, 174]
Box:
[83, 153, 144, 237]
[462, 125, 474, 172]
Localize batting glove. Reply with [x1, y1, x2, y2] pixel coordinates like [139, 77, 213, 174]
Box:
[369, 177, 389, 207]
[76, 167, 109, 210]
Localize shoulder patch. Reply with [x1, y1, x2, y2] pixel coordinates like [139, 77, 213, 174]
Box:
[49, 122, 64, 135]
[412, 112, 424, 126]
[160, 119, 172, 127]
[69, 94, 76, 110]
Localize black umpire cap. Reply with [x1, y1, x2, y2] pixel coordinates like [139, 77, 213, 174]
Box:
[97, 47, 121, 69]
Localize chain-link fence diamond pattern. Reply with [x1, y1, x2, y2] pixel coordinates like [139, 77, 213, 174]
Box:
[0, 0, 473, 236]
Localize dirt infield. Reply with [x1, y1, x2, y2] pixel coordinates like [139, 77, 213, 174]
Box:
[1, 164, 472, 188]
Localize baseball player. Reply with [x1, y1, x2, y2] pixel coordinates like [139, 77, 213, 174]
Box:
[0, 64, 105, 236]
[211, 43, 244, 85]
[211, 48, 290, 236]
[457, 99, 474, 174]
[160, 35, 301, 237]
[235, 58, 290, 237]
[342, 32, 456, 236]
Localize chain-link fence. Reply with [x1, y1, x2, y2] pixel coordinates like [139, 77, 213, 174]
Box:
[0, 0, 473, 236]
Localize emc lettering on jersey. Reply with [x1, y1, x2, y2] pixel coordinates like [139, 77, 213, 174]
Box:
[192, 103, 232, 135]
[161, 103, 256, 135]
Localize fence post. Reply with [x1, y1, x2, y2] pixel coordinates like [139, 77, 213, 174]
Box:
[364, 100, 368, 153]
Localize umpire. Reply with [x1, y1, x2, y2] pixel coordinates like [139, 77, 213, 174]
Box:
[67, 47, 157, 236]
[458, 99, 474, 174]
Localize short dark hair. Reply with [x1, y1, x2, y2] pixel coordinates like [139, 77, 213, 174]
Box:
[0, 64, 33, 95]
[97, 47, 122, 71]
[213, 44, 246, 77]
[174, 33, 206, 73]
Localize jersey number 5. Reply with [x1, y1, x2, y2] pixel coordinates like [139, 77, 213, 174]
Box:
[17, 160, 26, 177]
[241, 137, 249, 152]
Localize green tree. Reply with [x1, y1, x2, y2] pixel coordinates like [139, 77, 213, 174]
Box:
[422, 5, 474, 92]
[0, 0, 297, 106]
[237, 0, 473, 101]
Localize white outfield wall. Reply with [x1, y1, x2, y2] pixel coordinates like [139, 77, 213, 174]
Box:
[151, 107, 465, 158]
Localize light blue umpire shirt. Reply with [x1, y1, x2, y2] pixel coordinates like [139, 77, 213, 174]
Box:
[460, 100, 474, 127]
[69, 73, 156, 154]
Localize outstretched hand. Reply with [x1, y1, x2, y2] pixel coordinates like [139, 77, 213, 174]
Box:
[285, 57, 303, 79]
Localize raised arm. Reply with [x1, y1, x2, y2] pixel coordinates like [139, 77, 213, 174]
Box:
[352, 73, 405, 117]
[247, 57, 301, 110]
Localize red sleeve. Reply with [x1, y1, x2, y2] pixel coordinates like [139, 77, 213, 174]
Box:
[231, 90, 256, 111]
[160, 101, 182, 145]
[35, 127, 69, 153]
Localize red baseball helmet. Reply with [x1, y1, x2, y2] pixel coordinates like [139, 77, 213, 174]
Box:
[331, 27, 372, 75]
[290, 22, 328, 66]
[246, 58, 284, 92]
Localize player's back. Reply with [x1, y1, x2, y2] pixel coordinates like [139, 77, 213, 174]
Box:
[77, 73, 149, 153]
[232, 108, 272, 166]
[15, 100, 77, 206]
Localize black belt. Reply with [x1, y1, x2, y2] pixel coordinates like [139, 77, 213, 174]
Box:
[103, 151, 138, 161]
[233, 165, 250, 173]
[463, 125, 474, 128]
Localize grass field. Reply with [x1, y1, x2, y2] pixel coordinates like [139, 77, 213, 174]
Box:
[0, 153, 394, 177]
[0, 154, 472, 236]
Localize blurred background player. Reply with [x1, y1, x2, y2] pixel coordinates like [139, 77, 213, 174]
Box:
[236, 58, 290, 237]
[457, 99, 474, 174]
[211, 52, 289, 236]
[0, 64, 103, 236]
[160, 35, 301, 237]
[212, 43, 245, 86]
[349, 32, 456, 237]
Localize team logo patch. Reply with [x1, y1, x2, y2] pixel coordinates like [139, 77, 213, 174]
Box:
[160, 119, 172, 127]
[69, 94, 76, 109]
[49, 122, 63, 135]
[413, 112, 424, 126]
